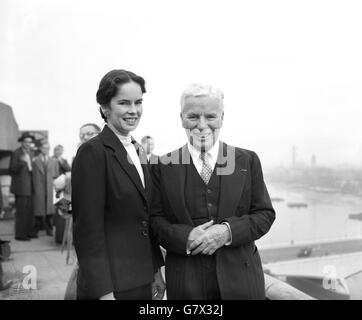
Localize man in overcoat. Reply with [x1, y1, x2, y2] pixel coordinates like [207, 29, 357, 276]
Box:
[32, 142, 59, 236]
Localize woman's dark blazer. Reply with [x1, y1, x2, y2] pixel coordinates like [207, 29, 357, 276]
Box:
[72, 125, 164, 300]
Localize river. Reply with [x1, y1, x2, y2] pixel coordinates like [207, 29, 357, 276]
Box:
[256, 182, 362, 248]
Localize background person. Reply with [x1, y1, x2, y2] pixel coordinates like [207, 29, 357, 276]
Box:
[78, 123, 101, 147]
[32, 142, 59, 237]
[63, 122, 101, 300]
[54, 125, 101, 246]
[140, 135, 158, 164]
[9, 132, 36, 241]
[52, 145, 71, 176]
[52, 144, 71, 244]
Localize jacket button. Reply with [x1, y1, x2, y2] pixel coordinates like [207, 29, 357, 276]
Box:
[207, 203, 213, 208]
[244, 261, 250, 267]
[142, 221, 148, 227]
[142, 230, 148, 237]
[207, 189, 212, 194]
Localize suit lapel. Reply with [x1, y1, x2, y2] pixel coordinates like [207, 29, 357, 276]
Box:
[142, 163, 151, 196]
[132, 139, 152, 195]
[114, 148, 147, 202]
[100, 126, 147, 202]
[217, 142, 247, 221]
[163, 145, 194, 226]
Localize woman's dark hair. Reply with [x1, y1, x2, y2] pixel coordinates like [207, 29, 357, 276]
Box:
[96, 69, 146, 121]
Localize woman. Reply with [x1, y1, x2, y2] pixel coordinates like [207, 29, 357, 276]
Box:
[72, 69, 165, 300]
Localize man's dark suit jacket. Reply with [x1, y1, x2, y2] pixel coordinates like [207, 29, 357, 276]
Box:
[9, 148, 33, 196]
[72, 125, 164, 300]
[150, 142, 275, 300]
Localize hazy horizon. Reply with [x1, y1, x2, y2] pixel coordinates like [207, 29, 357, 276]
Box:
[1, 0, 361, 168]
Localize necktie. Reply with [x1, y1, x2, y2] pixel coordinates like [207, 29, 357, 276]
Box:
[200, 152, 213, 185]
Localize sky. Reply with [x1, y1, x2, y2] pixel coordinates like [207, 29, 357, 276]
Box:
[1, 0, 362, 168]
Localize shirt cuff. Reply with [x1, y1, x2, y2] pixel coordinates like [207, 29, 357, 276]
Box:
[222, 222, 232, 246]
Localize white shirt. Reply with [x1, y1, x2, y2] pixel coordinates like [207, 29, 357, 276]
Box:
[187, 139, 220, 175]
[107, 124, 145, 188]
[22, 148, 32, 171]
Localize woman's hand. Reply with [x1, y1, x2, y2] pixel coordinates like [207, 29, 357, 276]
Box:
[152, 268, 166, 300]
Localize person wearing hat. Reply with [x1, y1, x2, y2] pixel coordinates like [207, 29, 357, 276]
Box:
[9, 132, 36, 241]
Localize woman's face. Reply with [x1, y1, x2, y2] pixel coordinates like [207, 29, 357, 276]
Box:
[105, 81, 143, 136]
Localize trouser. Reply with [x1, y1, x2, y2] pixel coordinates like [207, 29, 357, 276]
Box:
[33, 214, 53, 234]
[168, 254, 221, 300]
[14, 196, 33, 238]
[193, 254, 221, 300]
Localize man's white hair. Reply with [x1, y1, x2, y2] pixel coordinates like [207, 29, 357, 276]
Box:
[180, 83, 224, 112]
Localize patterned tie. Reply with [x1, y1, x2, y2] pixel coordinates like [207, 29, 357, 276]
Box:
[200, 152, 213, 185]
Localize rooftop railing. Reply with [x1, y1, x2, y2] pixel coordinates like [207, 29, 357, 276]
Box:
[264, 273, 315, 300]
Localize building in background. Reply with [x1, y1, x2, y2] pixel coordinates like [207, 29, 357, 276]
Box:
[0, 102, 48, 214]
[0, 102, 19, 212]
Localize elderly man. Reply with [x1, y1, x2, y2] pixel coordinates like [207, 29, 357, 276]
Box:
[78, 123, 101, 147]
[150, 84, 275, 300]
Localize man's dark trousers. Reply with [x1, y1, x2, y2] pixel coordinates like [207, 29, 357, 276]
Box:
[15, 196, 33, 239]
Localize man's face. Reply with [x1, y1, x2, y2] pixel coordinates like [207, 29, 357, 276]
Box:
[21, 138, 33, 152]
[79, 125, 99, 144]
[181, 95, 224, 152]
[40, 144, 50, 156]
[54, 147, 63, 158]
